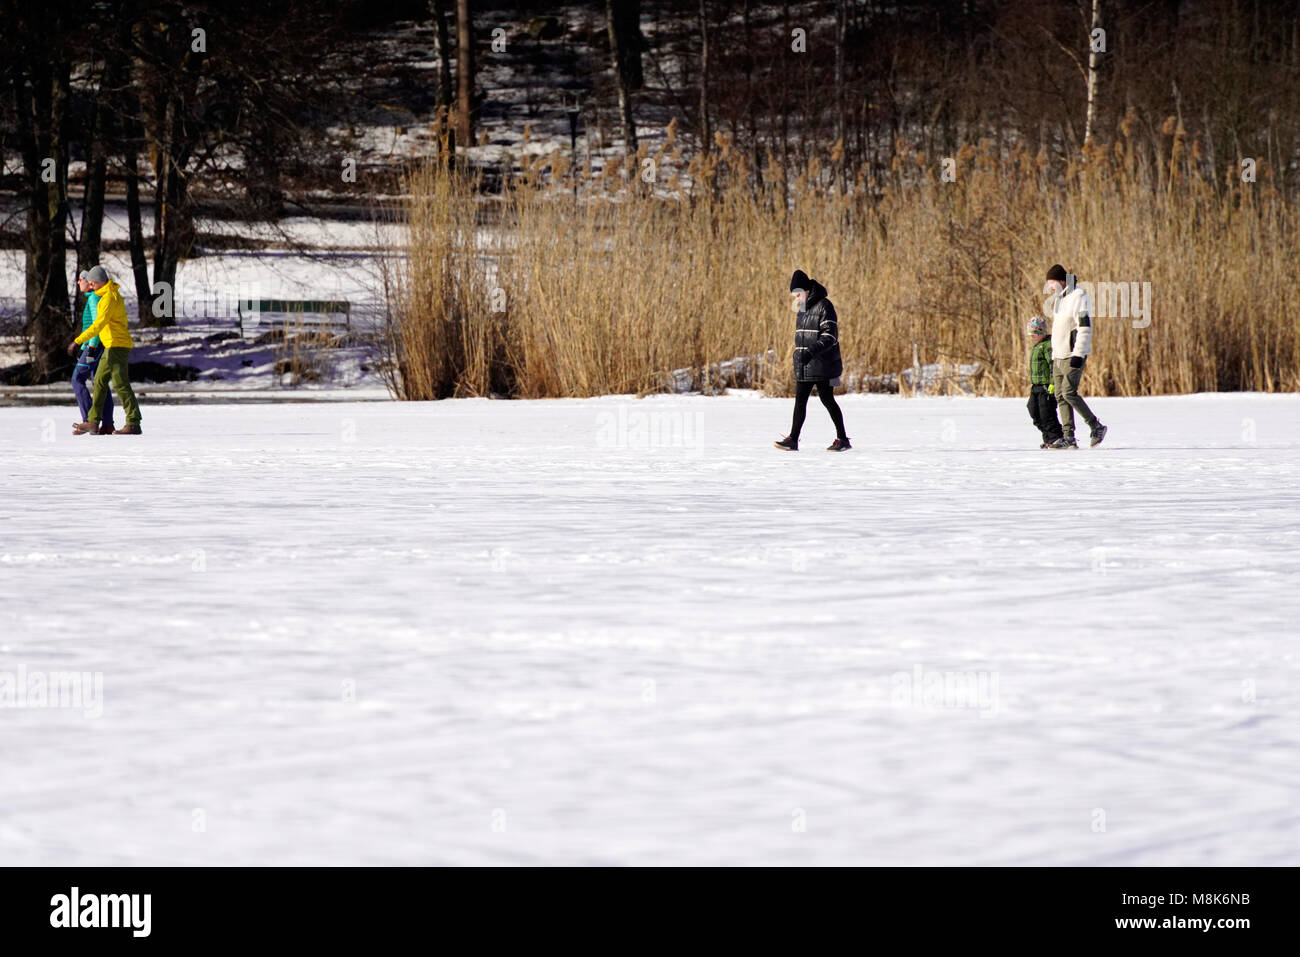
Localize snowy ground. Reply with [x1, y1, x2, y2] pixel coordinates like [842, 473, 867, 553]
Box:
[2, 392, 1298, 866]
[0, 204, 404, 311]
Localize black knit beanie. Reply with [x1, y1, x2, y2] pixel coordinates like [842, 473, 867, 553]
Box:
[1046, 264, 1067, 283]
[789, 269, 812, 292]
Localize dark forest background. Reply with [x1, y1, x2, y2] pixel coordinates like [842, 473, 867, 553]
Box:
[3, 1, 1298, 383]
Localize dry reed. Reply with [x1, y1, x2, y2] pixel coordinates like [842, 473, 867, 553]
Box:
[387, 122, 1298, 400]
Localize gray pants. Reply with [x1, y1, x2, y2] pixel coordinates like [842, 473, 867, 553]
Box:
[1052, 357, 1099, 438]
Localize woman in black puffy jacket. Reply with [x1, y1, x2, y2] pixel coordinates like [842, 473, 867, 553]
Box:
[774, 269, 850, 451]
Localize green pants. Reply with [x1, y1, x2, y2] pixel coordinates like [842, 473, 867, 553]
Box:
[1052, 357, 1097, 438]
[89, 347, 141, 425]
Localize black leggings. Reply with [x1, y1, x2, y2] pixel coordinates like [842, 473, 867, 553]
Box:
[791, 378, 847, 440]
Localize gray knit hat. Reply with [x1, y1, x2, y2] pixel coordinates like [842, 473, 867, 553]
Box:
[87, 265, 109, 283]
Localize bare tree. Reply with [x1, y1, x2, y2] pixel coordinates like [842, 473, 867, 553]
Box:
[123, 146, 152, 316]
[75, 52, 123, 314]
[1084, 0, 1102, 145]
[456, 0, 475, 149]
[98, 1, 353, 323]
[134, 12, 205, 326]
[698, 0, 710, 152]
[606, 0, 643, 155]
[1, 0, 87, 380]
[834, 0, 847, 147]
[430, 0, 456, 159]
[834, 0, 848, 190]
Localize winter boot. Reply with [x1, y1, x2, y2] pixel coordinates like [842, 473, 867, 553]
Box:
[1090, 424, 1108, 447]
[773, 435, 799, 452]
[826, 437, 851, 451]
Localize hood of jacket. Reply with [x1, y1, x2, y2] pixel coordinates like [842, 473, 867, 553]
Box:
[802, 278, 828, 308]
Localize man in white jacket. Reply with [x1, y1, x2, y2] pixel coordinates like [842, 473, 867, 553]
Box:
[1044, 264, 1107, 448]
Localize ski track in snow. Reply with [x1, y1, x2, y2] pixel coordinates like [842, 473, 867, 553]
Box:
[1, 392, 1298, 865]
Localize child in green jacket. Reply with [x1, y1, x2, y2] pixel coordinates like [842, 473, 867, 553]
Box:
[1026, 316, 1063, 448]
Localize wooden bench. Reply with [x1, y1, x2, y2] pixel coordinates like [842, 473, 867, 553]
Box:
[238, 299, 351, 336]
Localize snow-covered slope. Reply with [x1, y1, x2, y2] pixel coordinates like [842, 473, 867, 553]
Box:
[1, 392, 1297, 865]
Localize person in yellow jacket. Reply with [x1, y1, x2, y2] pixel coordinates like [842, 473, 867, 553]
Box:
[67, 266, 142, 434]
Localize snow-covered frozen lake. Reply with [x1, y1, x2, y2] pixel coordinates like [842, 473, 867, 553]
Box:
[2, 392, 1298, 865]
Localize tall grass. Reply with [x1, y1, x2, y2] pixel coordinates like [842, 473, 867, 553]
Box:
[389, 123, 1299, 399]
[380, 162, 499, 400]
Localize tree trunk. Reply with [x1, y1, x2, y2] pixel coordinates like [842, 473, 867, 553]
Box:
[834, 0, 846, 145]
[834, 0, 847, 190]
[147, 95, 176, 326]
[151, 162, 186, 326]
[606, 0, 642, 155]
[456, 0, 475, 150]
[144, 75, 197, 327]
[698, 0, 710, 153]
[430, 0, 456, 161]
[77, 145, 107, 270]
[118, 63, 154, 320]
[124, 148, 153, 319]
[779, 0, 791, 212]
[1084, 0, 1102, 145]
[742, 0, 762, 191]
[148, 91, 168, 322]
[76, 57, 117, 320]
[17, 57, 73, 381]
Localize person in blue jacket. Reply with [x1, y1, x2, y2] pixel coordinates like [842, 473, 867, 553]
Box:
[71, 269, 115, 435]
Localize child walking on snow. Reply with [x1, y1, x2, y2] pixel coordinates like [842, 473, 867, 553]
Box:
[1026, 316, 1063, 449]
